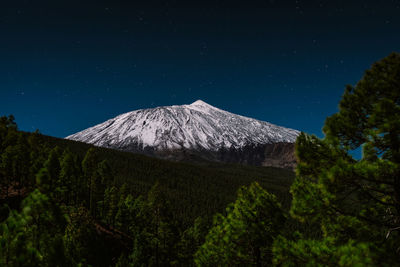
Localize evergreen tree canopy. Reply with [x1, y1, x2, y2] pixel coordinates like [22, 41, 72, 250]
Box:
[277, 52, 400, 265]
[0, 190, 68, 267]
[128, 182, 180, 267]
[195, 182, 285, 266]
[0, 115, 17, 151]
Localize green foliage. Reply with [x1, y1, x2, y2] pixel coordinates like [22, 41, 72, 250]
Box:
[0, 129, 30, 198]
[64, 206, 107, 266]
[104, 185, 119, 227]
[195, 182, 285, 266]
[36, 167, 51, 193]
[0, 115, 17, 151]
[1, 145, 18, 198]
[115, 193, 134, 233]
[275, 52, 400, 265]
[0, 190, 68, 267]
[14, 134, 31, 191]
[128, 182, 180, 266]
[176, 217, 209, 266]
[40, 132, 294, 227]
[2, 53, 400, 266]
[43, 147, 61, 192]
[58, 149, 77, 203]
[0, 114, 294, 266]
[273, 235, 375, 267]
[82, 148, 111, 218]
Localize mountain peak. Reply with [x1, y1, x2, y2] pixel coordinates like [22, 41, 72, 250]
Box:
[66, 101, 300, 168]
[67, 101, 299, 152]
[190, 99, 212, 107]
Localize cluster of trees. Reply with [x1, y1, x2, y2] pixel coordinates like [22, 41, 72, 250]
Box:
[272, 52, 400, 265]
[196, 52, 400, 265]
[0, 52, 399, 266]
[0, 114, 286, 266]
[40, 128, 295, 227]
[0, 116, 36, 200]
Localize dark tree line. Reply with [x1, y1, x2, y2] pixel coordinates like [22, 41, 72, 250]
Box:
[0, 115, 289, 266]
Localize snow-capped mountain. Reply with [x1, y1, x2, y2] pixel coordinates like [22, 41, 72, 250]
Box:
[66, 100, 300, 168]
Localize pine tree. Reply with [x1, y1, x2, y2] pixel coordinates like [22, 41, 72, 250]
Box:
[0, 145, 17, 199]
[98, 159, 113, 188]
[63, 206, 100, 266]
[0, 190, 68, 266]
[44, 146, 61, 192]
[82, 148, 100, 216]
[128, 182, 180, 266]
[14, 134, 30, 194]
[59, 149, 77, 204]
[105, 185, 119, 227]
[195, 182, 285, 266]
[177, 217, 209, 266]
[97, 160, 113, 217]
[72, 154, 85, 205]
[27, 130, 46, 188]
[274, 52, 400, 265]
[116, 194, 134, 233]
[0, 115, 17, 152]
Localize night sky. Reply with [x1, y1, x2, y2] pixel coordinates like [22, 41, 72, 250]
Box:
[1, 1, 399, 138]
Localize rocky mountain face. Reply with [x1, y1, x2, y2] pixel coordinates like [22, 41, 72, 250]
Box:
[66, 100, 300, 169]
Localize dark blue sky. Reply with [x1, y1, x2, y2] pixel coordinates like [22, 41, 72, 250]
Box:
[1, 1, 399, 138]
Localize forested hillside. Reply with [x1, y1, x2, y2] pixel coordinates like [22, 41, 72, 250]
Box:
[0, 116, 294, 266]
[42, 132, 295, 224]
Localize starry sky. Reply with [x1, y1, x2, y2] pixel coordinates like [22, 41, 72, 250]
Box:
[1, 1, 399, 138]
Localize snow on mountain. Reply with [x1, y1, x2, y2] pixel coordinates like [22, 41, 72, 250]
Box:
[66, 100, 300, 153]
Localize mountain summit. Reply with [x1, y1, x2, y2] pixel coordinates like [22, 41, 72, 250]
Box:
[66, 100, 300, 168]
